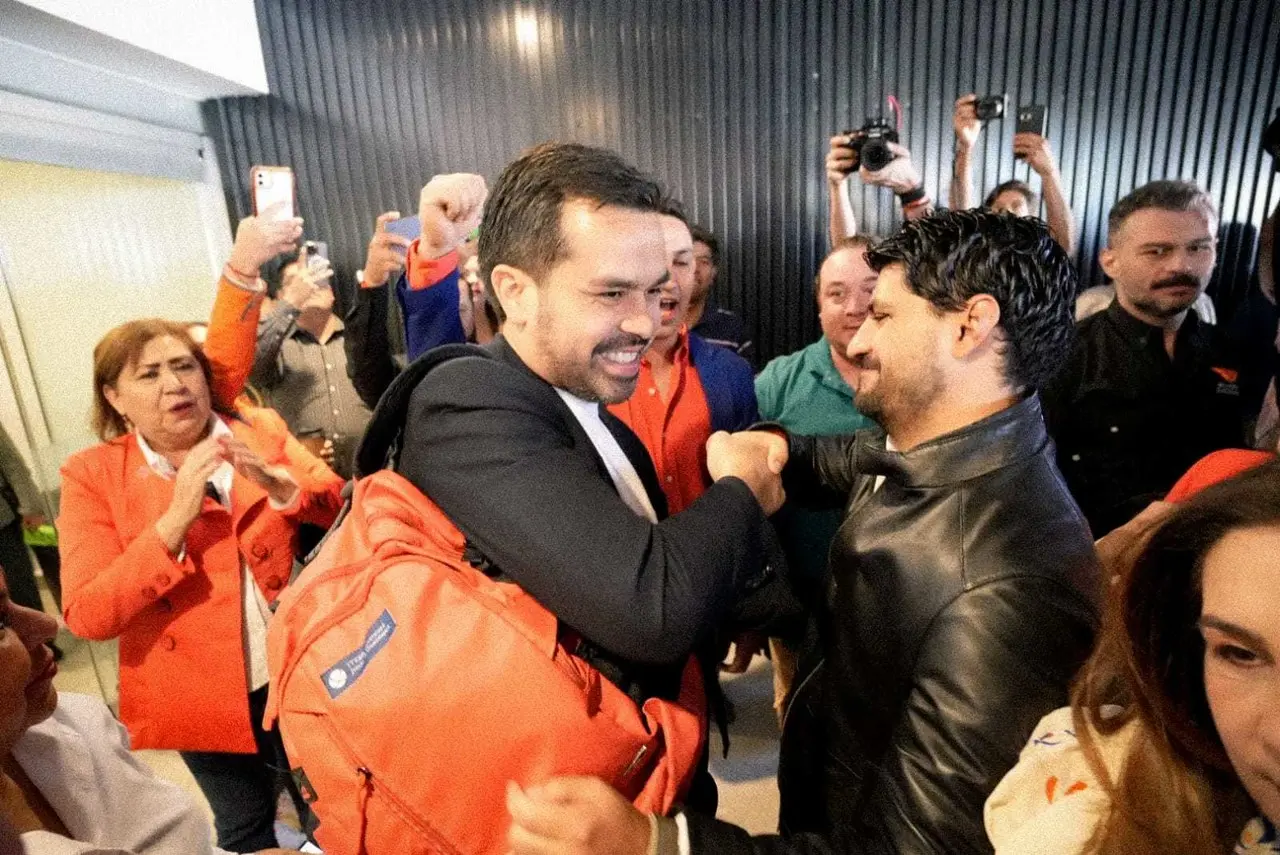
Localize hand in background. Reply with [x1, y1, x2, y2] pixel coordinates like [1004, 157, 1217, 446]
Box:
[860, 142, 924, 196]
[1013, 132, 1060, 178]
[228, 204, 304, 277]
[826, 134, 859, 186]
[361, 211, 413, 288]
[418, 174, 488, 259]
[954, 94, 982, 151]
[506, 778, 651, 855]
[277, 246, 333, 310]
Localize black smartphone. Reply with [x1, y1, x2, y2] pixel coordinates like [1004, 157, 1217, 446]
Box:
[1016, 105, 1048, 137]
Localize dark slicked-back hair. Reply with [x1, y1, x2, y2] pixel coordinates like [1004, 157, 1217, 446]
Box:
[689, 225, 721, 266]
[1107, 180, 1218, 243]
[866, 210, 1077, 390]
[479, 142, 665, 322]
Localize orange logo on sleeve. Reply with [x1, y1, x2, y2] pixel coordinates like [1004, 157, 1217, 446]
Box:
[1045, 776, 1089, 804]
[1211, 367, 1239, 384]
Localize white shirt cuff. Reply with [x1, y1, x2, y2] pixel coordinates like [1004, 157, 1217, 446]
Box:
[676, 811, 691, 855]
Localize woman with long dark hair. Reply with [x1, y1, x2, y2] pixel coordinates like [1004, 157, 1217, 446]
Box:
[986, 460, 1280, 853]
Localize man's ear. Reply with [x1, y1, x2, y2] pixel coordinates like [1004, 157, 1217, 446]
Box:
[953, 293, 1002, 359]
[1098, 245, 1119, 281]
[490, 264, 539, 329]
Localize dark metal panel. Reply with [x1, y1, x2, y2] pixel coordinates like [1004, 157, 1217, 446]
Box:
[205, 0, 1280, 364]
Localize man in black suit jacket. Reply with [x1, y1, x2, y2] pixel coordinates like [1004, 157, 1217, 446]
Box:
[387, 145, 792, 805]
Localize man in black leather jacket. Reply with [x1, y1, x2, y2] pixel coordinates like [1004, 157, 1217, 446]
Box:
[506, 211, 1103, 855]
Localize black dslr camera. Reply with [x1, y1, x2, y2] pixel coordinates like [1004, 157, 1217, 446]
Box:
[845, 118, 899, 172]
[1264, 107, 1280, 171]
[974, 94, 1007, 121]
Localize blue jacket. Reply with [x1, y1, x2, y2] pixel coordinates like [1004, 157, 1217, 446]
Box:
[687, 332, 758, 432]
[398, 267, 466, 359]
[399, 268, 756, 433]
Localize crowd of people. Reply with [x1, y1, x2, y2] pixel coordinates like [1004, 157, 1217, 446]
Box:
[0, 89, 1277, 855]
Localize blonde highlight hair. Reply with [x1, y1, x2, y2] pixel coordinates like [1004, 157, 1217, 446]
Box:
[91, 319, 215, 441]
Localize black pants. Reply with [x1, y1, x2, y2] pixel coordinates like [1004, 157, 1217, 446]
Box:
[0, 519, 42, 613]
[180, 685, 306, 852]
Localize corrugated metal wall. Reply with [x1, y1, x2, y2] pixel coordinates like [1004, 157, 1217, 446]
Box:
[206, 0, 1280, 363]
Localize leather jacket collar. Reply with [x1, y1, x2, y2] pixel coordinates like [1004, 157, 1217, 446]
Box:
[854, 394, 1050, 489]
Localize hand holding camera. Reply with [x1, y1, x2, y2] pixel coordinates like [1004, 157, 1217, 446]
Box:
[827, 135, 859, 186]
[954, 93, 1007, 151]
[861, 142, 923, 195]
[278, 245, 333, 311]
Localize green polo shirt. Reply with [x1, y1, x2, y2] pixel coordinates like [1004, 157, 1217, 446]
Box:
[755, 338, 876, 598]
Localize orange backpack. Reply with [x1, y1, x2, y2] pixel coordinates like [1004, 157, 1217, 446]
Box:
[264, 346, 707, 855]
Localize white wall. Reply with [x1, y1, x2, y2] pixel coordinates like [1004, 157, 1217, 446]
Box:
[0, 158, 233, 492]
[12, 0, 268, 94]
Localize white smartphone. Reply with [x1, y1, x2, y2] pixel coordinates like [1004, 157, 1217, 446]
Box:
[250, 165, 295, 219]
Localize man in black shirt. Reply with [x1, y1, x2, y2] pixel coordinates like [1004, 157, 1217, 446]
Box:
[1042, 180, 1246, 536]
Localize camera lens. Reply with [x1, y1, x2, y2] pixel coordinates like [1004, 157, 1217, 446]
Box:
[860, 139, 895, 172]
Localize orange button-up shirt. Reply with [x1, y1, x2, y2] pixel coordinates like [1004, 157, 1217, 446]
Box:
[608, 331, 713, 515]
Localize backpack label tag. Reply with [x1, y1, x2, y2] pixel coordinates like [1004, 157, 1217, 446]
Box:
[322, 609, 397, 699]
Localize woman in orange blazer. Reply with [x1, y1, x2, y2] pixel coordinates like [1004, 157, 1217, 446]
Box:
[58, 314, 343, 852]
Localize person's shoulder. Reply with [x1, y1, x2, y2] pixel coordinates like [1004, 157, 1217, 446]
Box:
[985, 707, 1130, 855]
[411, 346, 550, 414]
[61, 436, 130, 476]
[758, 343, 818, 383]
[46, 692, 125, 743]
[691, 332, 751, 376]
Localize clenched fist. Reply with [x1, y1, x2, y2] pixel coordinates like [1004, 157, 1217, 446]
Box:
[418, 174, 487, 259]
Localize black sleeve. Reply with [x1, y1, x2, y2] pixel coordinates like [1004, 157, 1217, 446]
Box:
[398, 357, 774, 665]
[779, 433, 862, 510]
[686, 576, 1097, 855]
[344, 284, 399, 409]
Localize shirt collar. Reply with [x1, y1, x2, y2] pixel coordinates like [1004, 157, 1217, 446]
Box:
[808, 337, 854, 394]
[1104, 297, 1202, 348]
[643, 327, 690, 367]
[134, 416, 230, 476]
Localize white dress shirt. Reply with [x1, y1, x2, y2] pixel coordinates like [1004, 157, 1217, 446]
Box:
[555, 389, 659, 523]
[135, 417, 273, 692]
[16, 693, 231, 855]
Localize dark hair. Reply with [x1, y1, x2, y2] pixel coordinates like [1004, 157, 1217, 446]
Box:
[1072, 458, 1280, 854]
[1108, 180, 1218, 242]
[814, 235, 879, 300]
[866, 210, 1076, 390]
[260, 248, 302, 297]
[689, 225, 720, 267]
[983, 179, 1036, 210]
[479, 143, 665, 322]
[657, 197, 688, 224]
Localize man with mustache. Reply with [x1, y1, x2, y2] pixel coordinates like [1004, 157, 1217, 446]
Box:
[1041, 180, 1247, 536]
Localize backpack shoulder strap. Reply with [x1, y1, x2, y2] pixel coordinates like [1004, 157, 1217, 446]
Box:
[354, 343, 490, 477]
